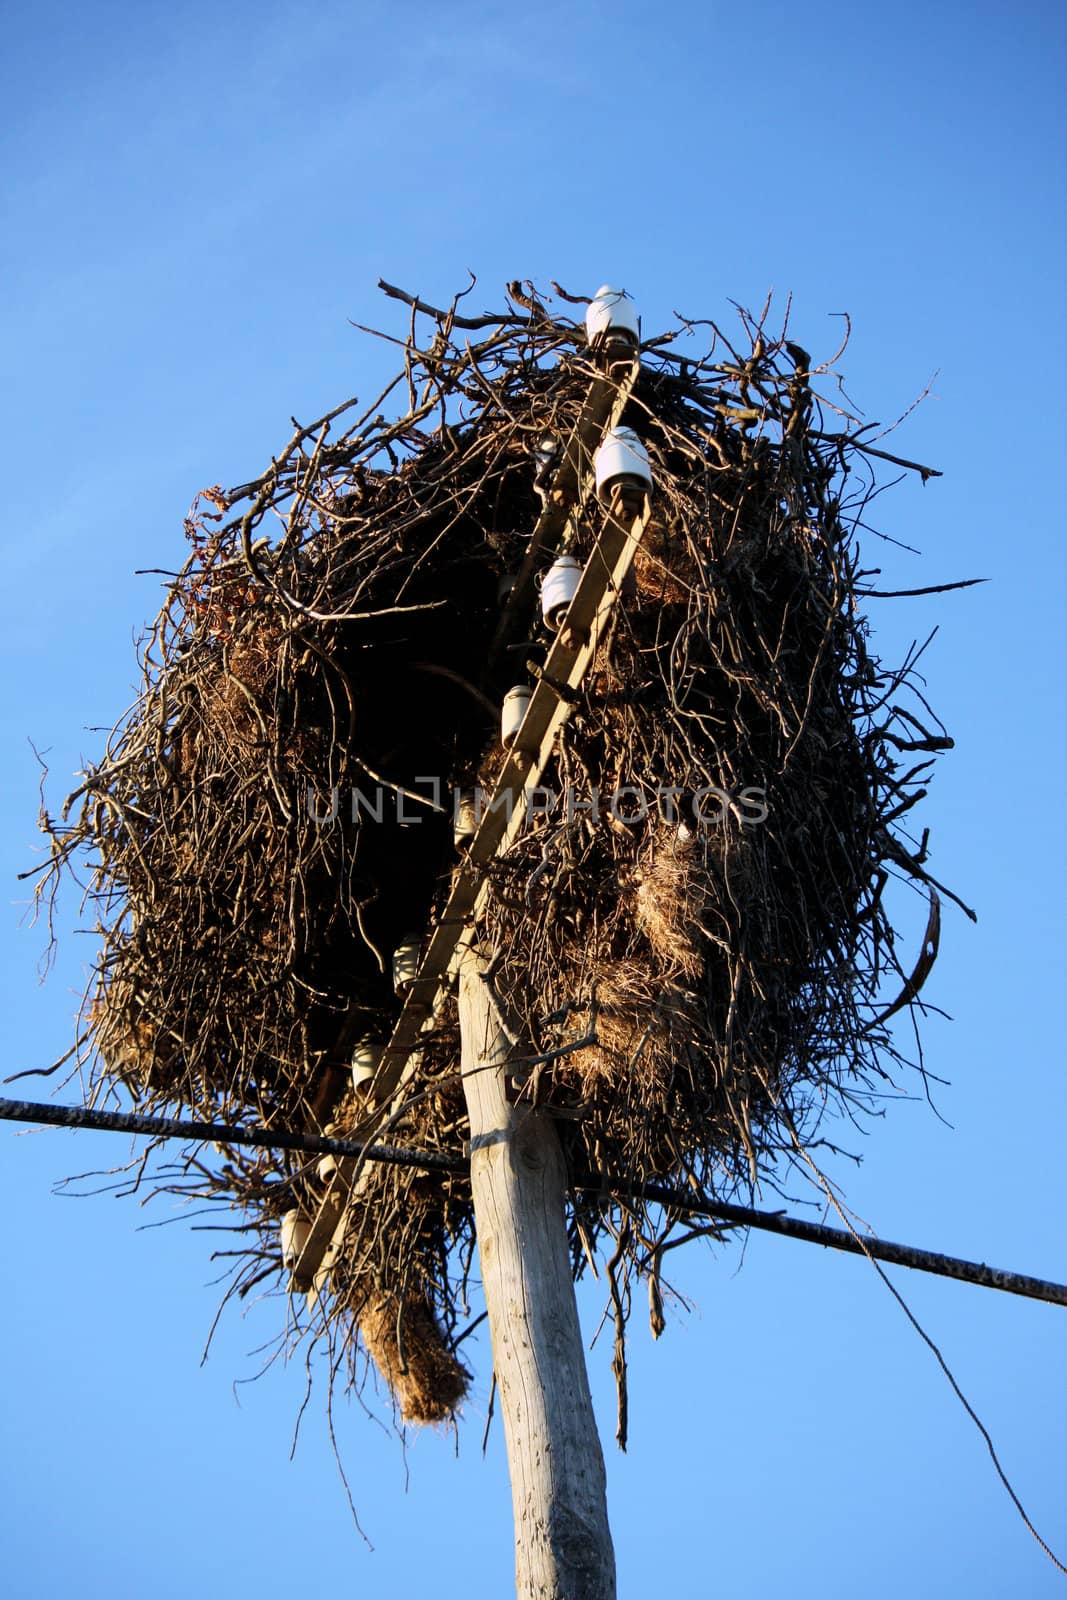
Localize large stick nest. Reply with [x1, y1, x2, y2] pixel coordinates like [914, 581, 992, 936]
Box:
[29, 277, 964, 1430]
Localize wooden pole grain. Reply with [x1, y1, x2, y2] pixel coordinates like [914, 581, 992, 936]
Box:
[458, 946, 615, 1600]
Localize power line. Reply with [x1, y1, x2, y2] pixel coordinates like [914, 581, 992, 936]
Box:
[3, 1094, 1064, 1309]
[0, 1094, 461, 1174]
[583, 1173, 1067, 1308]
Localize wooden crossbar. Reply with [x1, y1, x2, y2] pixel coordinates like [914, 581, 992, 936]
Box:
[294, 355, 648, 1296]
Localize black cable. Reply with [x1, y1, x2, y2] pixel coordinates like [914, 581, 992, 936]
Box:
[580, 1173, 1067, 1309]
[0, 1095, 462, 1174]
[3, 1095, 1064, 1308]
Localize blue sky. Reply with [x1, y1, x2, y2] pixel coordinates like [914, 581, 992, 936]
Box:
[1, 2, 1064, 1595]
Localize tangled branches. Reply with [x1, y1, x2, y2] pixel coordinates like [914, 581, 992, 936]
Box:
[26, 276, 962, 1429]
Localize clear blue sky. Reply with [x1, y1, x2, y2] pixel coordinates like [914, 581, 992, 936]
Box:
[2, 3, 1064, 1595]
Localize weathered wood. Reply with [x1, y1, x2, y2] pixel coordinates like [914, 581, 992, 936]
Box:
[458, 945, 616, 1600]
[295, 373, 650, 1292]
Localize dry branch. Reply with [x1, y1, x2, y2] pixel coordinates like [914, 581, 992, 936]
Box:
[27, 277, 961, 1428]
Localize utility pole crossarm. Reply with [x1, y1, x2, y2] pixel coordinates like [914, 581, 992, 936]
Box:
[295, 355, 650, 1294]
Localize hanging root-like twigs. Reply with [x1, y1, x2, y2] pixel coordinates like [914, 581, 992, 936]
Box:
[23, 277, 965, 1429]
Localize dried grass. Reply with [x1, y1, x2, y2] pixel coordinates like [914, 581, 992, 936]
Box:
[29, 279, 960, 1424]
[358, 1291, 470, 1425]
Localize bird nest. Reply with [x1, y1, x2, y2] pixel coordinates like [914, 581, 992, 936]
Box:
[28, 277, 965, 1431]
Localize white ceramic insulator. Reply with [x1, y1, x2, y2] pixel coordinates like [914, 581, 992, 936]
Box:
[351, 1038, 385, 1090]
[585, 285, 640, 346]
[392, 937, 421, 994]
[541, 556, 582, 631]
[501, 686, 532, 748]
[454, 790, 478, 846]
[594, 427, 653, 501]
[280, 1209, 310, 1270]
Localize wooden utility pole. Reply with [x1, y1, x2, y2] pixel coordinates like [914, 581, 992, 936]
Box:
[286, 343, 646, 1595]
[458, 944, 616, 1600]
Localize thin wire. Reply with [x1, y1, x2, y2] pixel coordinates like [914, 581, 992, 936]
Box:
[784, 1122, 1066, 1576]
